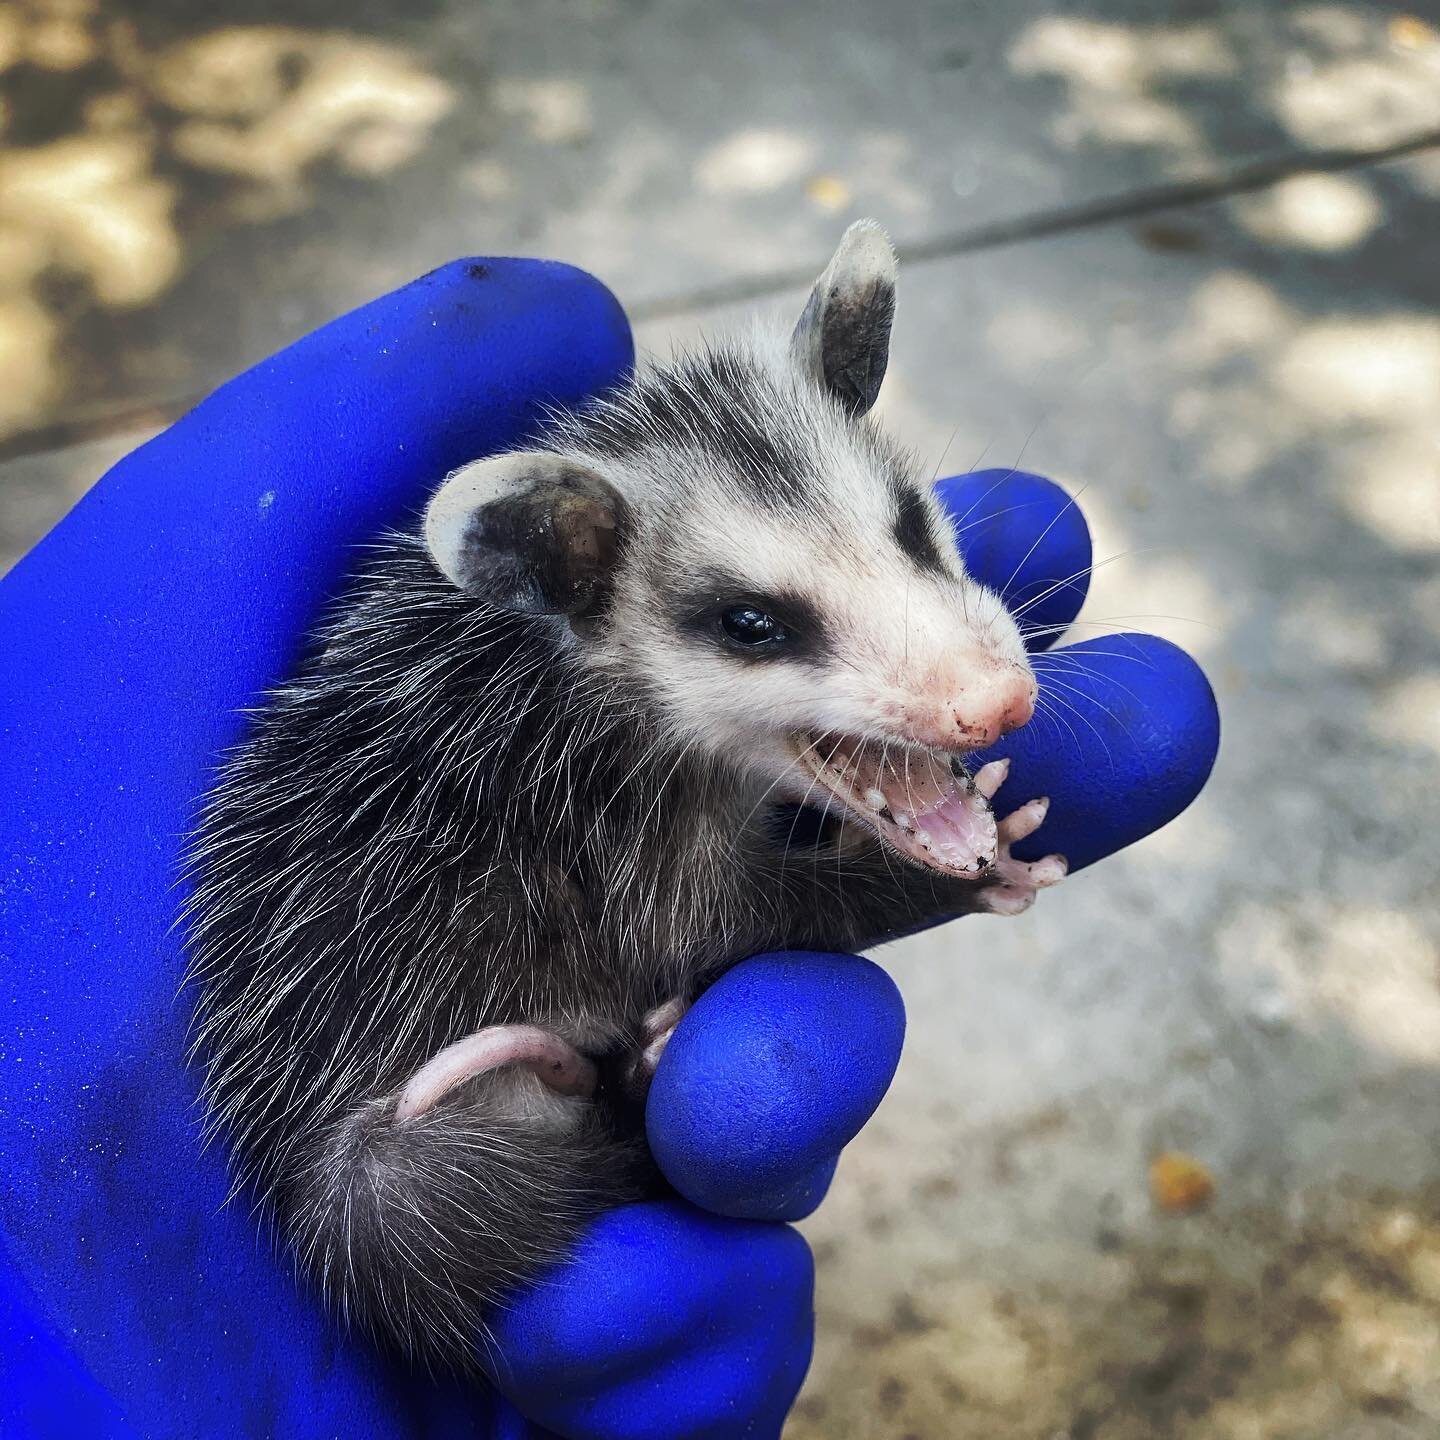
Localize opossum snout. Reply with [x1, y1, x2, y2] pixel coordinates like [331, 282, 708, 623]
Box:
[951, 669, 1036, 747]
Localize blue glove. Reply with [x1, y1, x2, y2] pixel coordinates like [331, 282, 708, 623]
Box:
[0, 259, 1217, 1440]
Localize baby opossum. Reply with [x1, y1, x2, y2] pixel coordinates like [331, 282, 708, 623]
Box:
[186, 221, 1065, 1372]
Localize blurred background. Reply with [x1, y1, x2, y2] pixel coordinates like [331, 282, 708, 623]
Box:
[4, 1, 1440, 1435]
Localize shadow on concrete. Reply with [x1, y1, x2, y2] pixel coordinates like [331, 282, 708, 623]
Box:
[1, 0, 1437, 460]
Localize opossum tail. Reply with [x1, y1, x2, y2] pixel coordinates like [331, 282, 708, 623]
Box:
[282, 1071, 652, 1373]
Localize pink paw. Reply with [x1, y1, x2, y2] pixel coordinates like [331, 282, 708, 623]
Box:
[624, 996, 690, 1094]
[970, 758, 1067, 917]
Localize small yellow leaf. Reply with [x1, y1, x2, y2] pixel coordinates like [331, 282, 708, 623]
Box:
[1150, 1151, 1216, 1212]
[1389, 15, 1437, 50]
[806, 174, 851, 212]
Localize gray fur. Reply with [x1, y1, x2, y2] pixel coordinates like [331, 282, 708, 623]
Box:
[185, 225, 1036, 1373]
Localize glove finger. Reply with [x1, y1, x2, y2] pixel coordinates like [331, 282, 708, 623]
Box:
[5, 258, 633, 729]
[484, 1200, 814, 1440]
[647, 952, 905, 1222]
[934, 468, 1093, 650]
[0, 1245, 144, 1440]
[974, 632, 1220, 873]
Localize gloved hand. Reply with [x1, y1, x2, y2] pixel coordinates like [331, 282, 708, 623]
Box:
[0, 258, 1217, 1440]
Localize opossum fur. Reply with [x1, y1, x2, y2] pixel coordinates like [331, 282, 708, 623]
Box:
[185, 220, 1056, 1373]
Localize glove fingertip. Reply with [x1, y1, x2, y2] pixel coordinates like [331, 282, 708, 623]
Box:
[648, 952, 904, 1217]
[985, 633, 1220, 871]
[741, 1154, 841, 1223]
[484, 1202, 815, 1438]
[935, 468, 1092, 649]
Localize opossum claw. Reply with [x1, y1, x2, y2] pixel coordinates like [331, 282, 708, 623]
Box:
[977, 853, 1068, 915]
[997, 796, 1049, 844]
[618, 996, 691, 1099]
[973, 757, 1010, 800]
[394, 1025, 599, 1123]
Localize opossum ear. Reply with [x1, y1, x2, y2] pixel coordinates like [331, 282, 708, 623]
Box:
[791, 218, 897, 418]
[425, 452, 628, 615]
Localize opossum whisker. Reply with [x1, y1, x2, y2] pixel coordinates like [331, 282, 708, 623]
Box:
[929, 423, 962, 486]
[994, 482, 1091, 609]
[777, 732, 850, 889]
[1031, 693, 1086, 764]
[1032, 668, 1139, 760]
[948, 498, 1059, 540]
[1035, 687, 1119, 775]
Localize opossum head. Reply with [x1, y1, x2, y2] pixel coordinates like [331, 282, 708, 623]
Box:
[424, 221, 1036, 876]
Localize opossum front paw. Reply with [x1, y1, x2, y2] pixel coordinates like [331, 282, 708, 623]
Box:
[394, 1024, 598, 1123]
[619, 996, 690, 1100]
[970, 758, 1067, 917]
[640, 996, 690, 1075]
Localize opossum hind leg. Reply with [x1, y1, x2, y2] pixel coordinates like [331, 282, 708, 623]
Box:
[395, 1024, 599, 1123]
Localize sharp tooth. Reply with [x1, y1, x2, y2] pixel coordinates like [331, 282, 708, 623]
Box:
[864, 787, 886, 811]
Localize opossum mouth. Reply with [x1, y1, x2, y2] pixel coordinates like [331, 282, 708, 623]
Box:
[793, 732, 997, 877]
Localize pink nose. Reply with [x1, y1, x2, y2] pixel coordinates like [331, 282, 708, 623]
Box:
[954, 672, 1036, 747]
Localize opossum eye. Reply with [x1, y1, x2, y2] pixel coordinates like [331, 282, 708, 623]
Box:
[719, 605, 788, 650]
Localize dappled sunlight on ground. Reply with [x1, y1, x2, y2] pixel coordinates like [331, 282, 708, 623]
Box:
[1274, 6, 1440, 148]
[1011, 15, 1234, 159]
[1315, 909, 1440, 1064]
[4, 0, 1439, 466]
[1277, 585, 1395, 671]
[796, 1174, 1440, 1438]
[695, 127, 818, 196]
[1230, 170, 1385, 251]
[1155, 266, 1440, 563]
[823, 43, 1439, 1424]
[1214, 899, 1440, 1073]
[152, 27, 452, 215]
[1276, 313, 1440, 426]
[491, 74, 593, 147]
[1012, 3, 1440, 173]
[0, 96, 178, 429]
[0, 0, 452, 443]
[1375, 670, 1440, 756]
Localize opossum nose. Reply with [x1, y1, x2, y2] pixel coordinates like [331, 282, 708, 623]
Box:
[999, 676, 1037, 734]
[953, 672, 1036, 747]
